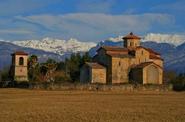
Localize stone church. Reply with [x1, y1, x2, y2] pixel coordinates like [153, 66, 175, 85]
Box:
[80, 32, 163, 84]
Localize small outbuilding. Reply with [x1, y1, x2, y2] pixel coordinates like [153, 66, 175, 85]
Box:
[80, 62, 106, 84]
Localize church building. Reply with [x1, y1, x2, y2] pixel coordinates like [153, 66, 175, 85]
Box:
[80, 32, 163, 84]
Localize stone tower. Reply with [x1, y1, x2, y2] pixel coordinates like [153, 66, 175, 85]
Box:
[11, 51, 28, 82]
[123, 32, 141, 48]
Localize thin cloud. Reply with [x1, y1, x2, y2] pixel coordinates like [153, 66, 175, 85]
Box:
[0, 13, 175, 41]
[0, 29, 33, 34]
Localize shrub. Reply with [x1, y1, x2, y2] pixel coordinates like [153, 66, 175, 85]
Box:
[171, 74, 185, 91]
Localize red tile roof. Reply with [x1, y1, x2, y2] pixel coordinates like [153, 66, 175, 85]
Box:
[98, 46, 128, 52]
[12, 51, 28, 56]
[106, 53, 134, 58]
[133, 62, 162, 69]
[150, 55, 163, 60]
[122, 32, 141, 40]
[145, 48, 160, 55]
[85, 62, 105, 69]
[136, 46, 160, 55]
[97, 45, 162, 59]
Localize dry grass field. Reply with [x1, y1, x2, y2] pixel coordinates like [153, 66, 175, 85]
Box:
[0, 89, 185, 122]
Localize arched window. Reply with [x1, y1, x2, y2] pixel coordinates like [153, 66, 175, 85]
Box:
[130, 42, 133, 46]
[19, 57, 24, 65]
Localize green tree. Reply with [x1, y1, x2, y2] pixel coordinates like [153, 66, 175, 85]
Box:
[80, 52, 92, 67]
[28, 55, 40, 82]
[1, 67, 10, 81]
[65, 53, 81, 82]
[65, 52, 92, 82]
[56, 61, 65, 71]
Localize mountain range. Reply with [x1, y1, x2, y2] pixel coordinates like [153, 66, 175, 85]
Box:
[0, 33, 185, 73]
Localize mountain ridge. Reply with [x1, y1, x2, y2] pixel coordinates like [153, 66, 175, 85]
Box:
[0, 33, 185, 73]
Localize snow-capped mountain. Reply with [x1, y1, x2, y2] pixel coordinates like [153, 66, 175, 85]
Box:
[10, 37, 96, 56]
[105, 33, 185, 46]
[1, 33, 185, 73]
[0, 41, 65, 69]
[6, 33, 185, 56]
[143, 33, 185, 46]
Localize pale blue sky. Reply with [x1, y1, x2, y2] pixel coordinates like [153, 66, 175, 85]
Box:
[0, 0, 184, 42]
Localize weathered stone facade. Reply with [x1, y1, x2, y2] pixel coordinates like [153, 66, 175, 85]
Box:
[80, 63, 106, 84]
[11, 51, 28, 82]
[80, 32, 164, 84]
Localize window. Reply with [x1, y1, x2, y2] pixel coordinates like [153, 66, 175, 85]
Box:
[19, 57, 24, 65]
[128, 42, 130, 46]
[119, 61, 121, 66]
[141, 50, 144, 55]
[130, 42, 134, 46]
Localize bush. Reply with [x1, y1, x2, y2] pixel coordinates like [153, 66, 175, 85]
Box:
[171, 74, 185, 91]
[1, 68, 11, 81]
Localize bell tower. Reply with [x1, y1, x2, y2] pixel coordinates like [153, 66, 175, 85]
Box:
[123, 32, 141, 48]
[11, 51, 28, 82]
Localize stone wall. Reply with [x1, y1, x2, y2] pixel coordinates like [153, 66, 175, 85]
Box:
[143, 64, 163, 84]
[111, 57, 130, 83]
[92, 68, 106, 84]
[135, 48, 150, 64]
[29, 83, 173, 92]
[93, 50, 112, 83]
[124, 39, 140, 48]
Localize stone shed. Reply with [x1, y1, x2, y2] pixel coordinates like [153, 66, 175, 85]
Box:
[80, 62, 106, 84]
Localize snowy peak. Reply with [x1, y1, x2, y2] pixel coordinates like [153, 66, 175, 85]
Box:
[143, 33, 185, 46]
[10, 38, 96, 56]
[105, 33, 185, 46]
[107, 36, 123, 42]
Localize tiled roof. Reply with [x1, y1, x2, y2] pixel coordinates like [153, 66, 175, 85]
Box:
[85, 62, 105, 69]
[145, 48, 160, 55]
[97, 45, 161, 59]
[98, 46, 128, 52]
[106, 53, 134, 58]
[12, 51, 28, 56]
[136, 46, 160, 55]
[122, 32, 141, 40]
[133, 62, 162, 69]
[150, 55, 163, 60]
[134, 62, 153, 68]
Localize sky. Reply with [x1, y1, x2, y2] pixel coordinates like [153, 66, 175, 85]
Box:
[0, 0, 185, 42]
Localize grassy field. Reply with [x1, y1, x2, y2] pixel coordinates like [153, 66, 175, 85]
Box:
[0, 89, 185, 122]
